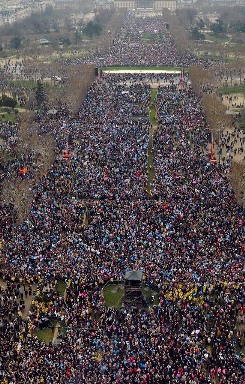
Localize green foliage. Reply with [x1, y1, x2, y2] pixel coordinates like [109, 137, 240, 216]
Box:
[210, 19, 226, 35]
[196, 18, 205, 29]
[35, 80, 45, 109]
[191, 27, 205, 41]
[24, 6, 57, 34]
[219, 6, 245, 33]
[60, 36, 71, 46]
[142, 32, 155, 41]
[0, 94, 17, 108]
[232, 20, 245, 33]
[74, 31, 81, 46]
[10, 36, 21, 50]
[83, 21, 102, 39]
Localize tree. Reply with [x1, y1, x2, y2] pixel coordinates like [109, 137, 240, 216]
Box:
[10, 36, 21, 50]
[218, 6, 245, 34]
[196, 18, 205, 29]
[74, 31, 81, 46]
[232, 20, 245, 33]
[237, 107, 245, 130]
[230, 161, 245, 207]
[210, 19, 226, 35]
[60, 36, 71, 47]
[0, 94, 17, 108]
[163, 9, 194, 56]
[201, 93, 231, 142]
[176, 8, 197, 28]
[83, 21, 102, 39]
[191, 27, 204, 41]
[35, 80, 45, 109]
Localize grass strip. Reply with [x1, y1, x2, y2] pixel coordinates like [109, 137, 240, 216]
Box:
[218, 85, 245, 94]
[147, 89, 157, 194]
[13, 80, 37, 89]
[0, 110, 17, 122]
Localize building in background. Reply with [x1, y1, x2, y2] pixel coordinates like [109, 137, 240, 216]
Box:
[113, 0, 176, 11]
[54, 0, 97, 10]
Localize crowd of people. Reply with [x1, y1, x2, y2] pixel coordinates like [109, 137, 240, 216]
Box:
[73, 15, 202, 68]
[0, 13, 244, 384]
[219, 128, 245, 164]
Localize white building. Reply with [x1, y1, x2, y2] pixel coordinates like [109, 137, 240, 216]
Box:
[113, 0, 177, 11]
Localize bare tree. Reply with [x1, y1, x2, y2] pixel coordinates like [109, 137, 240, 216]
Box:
[201, 93, 232, 142]
[229, 161, 245, 207]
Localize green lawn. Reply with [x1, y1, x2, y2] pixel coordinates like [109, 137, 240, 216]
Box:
[13, 79, 62, 91]
[33, 327, 53, 344]
[223, 56, 245, 63]
[13, 79, 37, 89]
[151, 88, 157, 103]
[56, 280, 66, 295]
[142, 32, 155, 40]
[141, 32, 164, 41]
[0, 110, 17, 122]
[204, 33, 229, 44]
[103, 283, 124, 309]
[149, 108, 156, 125]
[218, 85, 245, 94]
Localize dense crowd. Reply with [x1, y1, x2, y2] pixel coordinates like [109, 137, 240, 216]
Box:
[0, 13, 244, 384]
[71, 15, 202, 68]
[0, 65, 31, 107]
